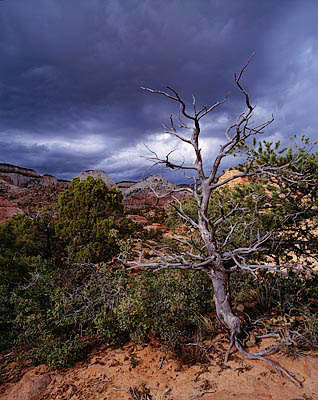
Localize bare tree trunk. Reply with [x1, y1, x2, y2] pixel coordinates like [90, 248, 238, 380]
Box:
[208, 268, 241, 336]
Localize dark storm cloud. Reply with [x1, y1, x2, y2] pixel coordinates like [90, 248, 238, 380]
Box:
[0, 0, 317, 181]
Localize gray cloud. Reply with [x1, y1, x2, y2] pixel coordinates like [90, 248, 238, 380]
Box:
[0, 0, 317, 181]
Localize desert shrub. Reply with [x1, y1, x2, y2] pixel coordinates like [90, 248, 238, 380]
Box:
[0, 252, 45, 350]
[230, 269, 318, 320]
[9, 264, 126, 365]
[106, 269, 214, 350]
[56, 177, 135, 262]
[0, 281, 16, 350]
[10, 264, 94, 366]
[0, 210, 60, 268]
[29, 335, 86, 368]
[6, 258, 318, 368]
[0, 214, 38, 258]
[0, 178, 136, 267]
[229, 270, 255, 308]
[303, 312, 318, 347]
[8, 263, 214, 366]
[0, 177, 136, 354]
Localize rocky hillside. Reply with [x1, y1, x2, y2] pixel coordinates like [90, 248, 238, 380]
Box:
[0, 163, 252, 222]
[0, 163, 66, 188]
[0, 164, 69, 223]
[122, 174, 184, 209]
[0, 165, 182, 221]
[218, 168, 250, 187]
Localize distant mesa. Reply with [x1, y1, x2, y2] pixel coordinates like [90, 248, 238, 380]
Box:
[0, 163, 38, 176]
[0, 162, 61, 188]
[79, 169, 117, 188]
[0, 162, 40, 187]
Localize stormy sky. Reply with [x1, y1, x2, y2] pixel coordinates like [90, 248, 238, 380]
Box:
[0, 0, 317, 182]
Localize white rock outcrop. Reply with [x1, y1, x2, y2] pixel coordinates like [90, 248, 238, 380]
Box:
[124, 174, 176, 195]
[79, 170, 117, 188]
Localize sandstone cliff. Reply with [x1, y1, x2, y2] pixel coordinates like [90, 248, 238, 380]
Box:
[0, 163, 59, 188]
[0, 164, 68, 223]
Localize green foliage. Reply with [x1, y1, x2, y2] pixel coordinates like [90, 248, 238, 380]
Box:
[5, 263, 213, 366]
[0, 177, 135, 266]
[0, 218, 51, 350]
[2, 143, 318, 369]
[167, 148, 318, 265]
[230, 269, 318, 348]
[0, 211, 61, 350]
[56, 177, 134, 262]
[5, 260, 317, 368]
[0, 176, 136, 354]
[0, 211, 59, 265]
[109, 269, 213, 349]
[167, 182, 281, 263]
[29, 335, 85, 368]
[0, 214, 39, 258]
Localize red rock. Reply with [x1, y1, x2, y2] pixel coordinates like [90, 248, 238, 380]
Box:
[127, 215, 148, 225]
[7, 371, 51, 400]
[144, 223, 167, 232]
[0, 196, 23, 223]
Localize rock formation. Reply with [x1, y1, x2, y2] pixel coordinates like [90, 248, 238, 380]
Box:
[122, 174, 180, 210]
[0, 163, 60, 188]
[0, 164, 68, 223]
[0, 162, 253, 222]
[218, 168, 250, 187]
[0, 196, 23, 223]
[0, 163, 41, 187]
[79, 170, 117, 188]
[124, 174, 176, 195]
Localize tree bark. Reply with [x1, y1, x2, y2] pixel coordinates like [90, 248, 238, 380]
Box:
[208, 268, 241, 336]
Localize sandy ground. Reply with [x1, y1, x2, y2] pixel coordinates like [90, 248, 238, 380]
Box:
[1, 338, 317, 400]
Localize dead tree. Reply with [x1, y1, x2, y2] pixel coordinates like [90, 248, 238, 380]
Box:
[130, 55, 318, 386]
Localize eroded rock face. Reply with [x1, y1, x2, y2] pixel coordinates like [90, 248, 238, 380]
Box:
[0, 163, 39, 178]
[0, 163, 41, 187]
[42, 174, 58, 186]
[79, 170, 117, 188]
[116, 181, 136, 190]
[0, 165, 68, 224]
[0, 164, 60, 188]
[122, 174, 187, 210]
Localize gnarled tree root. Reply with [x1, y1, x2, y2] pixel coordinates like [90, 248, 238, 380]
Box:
[233, 336, 302, 388]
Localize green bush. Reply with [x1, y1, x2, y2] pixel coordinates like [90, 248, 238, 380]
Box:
[96, 268, 214, 350]
[3, 258, 318, 368]
[56, 177, 135, 262]
[7, 264, 214, 366]
[0, 252, 46, 350]
[29, 335, 85, 368]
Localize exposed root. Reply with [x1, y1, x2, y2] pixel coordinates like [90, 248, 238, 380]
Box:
[234, 337, 302, 388]
[224, 332, 235, 363]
